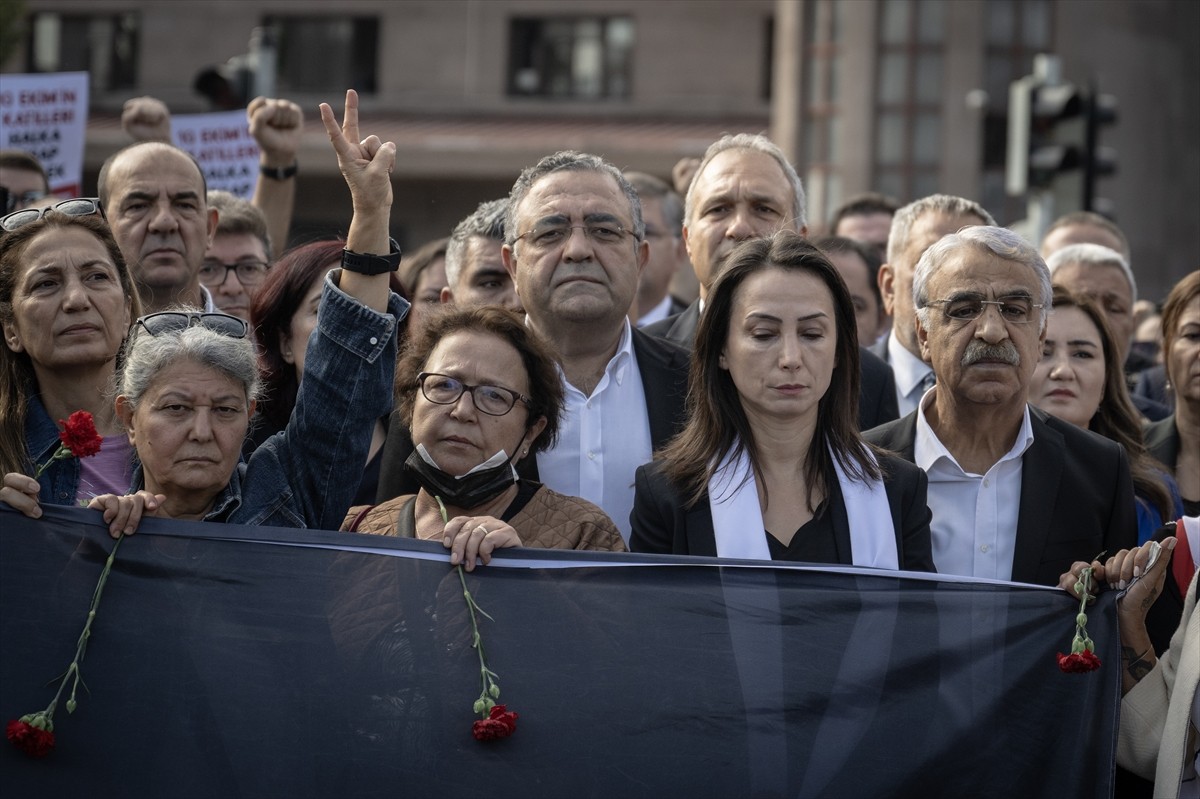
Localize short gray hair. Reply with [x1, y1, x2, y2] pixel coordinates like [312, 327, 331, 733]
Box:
[684, 133, 807, 230]
[887, 194, 995, 264]
[445, 198, 507, 289]
[913, 226, 1052, 332]
[1045, 242, 1137, 304]
[623, 171, 684, 235]
[504, 151, 644, 247]
[118, 309, 263, 414]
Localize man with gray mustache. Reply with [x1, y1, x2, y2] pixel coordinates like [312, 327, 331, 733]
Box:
[866, 226, 1136, 584]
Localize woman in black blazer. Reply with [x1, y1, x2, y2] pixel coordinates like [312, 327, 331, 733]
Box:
[629, 232, 934, 571]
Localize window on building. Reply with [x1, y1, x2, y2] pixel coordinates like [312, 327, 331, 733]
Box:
[872, 0, 946, 204]
[263, 17, 378, 95]
[508, 17, 635, 99]
[26, 12, 139, 92]
[981, 0, 1054, 224]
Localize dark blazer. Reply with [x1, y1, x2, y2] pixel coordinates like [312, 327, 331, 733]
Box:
[629, 451, 935, 571]
[374, 326, 691, 501]
[1144, 414, 1180, 471]
[642, 300, 899, 431]
[864, 406, 1138, 586]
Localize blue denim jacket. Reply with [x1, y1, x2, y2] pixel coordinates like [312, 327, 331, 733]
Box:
[27, 392, 81, 506]
[133, 272, 408, 529]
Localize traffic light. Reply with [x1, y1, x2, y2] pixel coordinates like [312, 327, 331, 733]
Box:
[1028, 83, 1085, 190]
[1082, 90, 1118, 212]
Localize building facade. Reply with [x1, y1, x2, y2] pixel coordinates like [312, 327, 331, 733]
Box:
[4, 0, 1196, 298]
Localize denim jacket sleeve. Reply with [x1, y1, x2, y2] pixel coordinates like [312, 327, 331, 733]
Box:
[215, 271, 409, 528]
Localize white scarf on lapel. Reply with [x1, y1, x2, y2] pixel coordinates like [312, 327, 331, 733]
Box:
[708, 441, 899, 568]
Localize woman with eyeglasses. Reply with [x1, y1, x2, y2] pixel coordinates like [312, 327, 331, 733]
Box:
[630, 231, 934, 570]
[1, 204, 143, 514]
[341, 305, 625, 566]
[1029, 285, 1183, 544]
[14, 91, 409, 536]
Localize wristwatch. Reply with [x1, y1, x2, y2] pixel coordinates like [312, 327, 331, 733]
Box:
[340, 238, 402, 275]
[260, 162, 298, 180]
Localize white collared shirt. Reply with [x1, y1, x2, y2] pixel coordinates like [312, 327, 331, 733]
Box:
[637, 294, 674, 327]
[536, 318, 653, 543]
[914, 391, 1035, 581]
[887, 331, 935, 417]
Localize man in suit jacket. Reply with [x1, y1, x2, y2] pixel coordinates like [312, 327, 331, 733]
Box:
[864, 225, 1137, 586]
[624, 171, 690, 327]
[643, 133, 899, 430]
[869, 194, 995, 416]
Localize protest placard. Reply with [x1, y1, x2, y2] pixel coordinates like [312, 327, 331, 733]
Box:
[0, 72, 89, 197]
[172, 110, 260, 199]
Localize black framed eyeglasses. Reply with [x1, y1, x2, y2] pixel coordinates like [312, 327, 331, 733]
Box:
[417, 372, 530, 417]
[925, 294, 1043, 325]
[135, 311, 249, 339]
[0, 198, 104, 232]
[513, 222, 635, 251]
[198, 259, 270, 287]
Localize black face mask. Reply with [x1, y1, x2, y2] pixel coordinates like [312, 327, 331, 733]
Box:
[403, 444, 520, 510]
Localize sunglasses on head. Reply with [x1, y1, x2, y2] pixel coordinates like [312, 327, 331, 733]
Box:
[0, 198, 104, 233]
[135, 311, 249, 339]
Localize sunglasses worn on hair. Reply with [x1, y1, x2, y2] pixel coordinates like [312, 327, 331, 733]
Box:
[135, 311, 249, 339]
[0, 198, 104, 232]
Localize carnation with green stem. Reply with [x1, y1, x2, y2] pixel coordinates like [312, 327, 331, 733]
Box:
[435, 496, 519, 741]
[1057, 560, 1102, 673]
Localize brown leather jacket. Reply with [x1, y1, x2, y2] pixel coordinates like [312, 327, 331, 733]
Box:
[341, 482, 627, 552]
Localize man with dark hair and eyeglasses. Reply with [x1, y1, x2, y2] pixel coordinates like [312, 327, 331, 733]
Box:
[376, 151, 690, 545]
[202, 191, 273, 321]
[865, 225, 1137, 585]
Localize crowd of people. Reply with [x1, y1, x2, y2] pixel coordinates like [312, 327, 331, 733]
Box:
[1, 87, 1197, 794]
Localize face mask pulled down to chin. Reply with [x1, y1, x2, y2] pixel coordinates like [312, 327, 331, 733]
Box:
[404, 444, 519, 510]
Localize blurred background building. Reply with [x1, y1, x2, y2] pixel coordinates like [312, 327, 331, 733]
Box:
[2, 0, 1195, 299]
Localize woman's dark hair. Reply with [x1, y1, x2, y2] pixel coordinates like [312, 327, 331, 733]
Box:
[0, 212, 141, 475]
[659, 230, 880, 509]
[394, 305, 564, 455]
[250, 239, 345, 433]
[249, 239, 407, 434]
[398, 236, 449, 296]
[1049, 286, 1174, 520]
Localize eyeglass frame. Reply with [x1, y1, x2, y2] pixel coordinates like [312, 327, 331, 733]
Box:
[133, 311, 250, 340]
[511, 219, 639, 251]
[416, 371, 531, 417]
[0, 198, 105, 233]
[198, 258, 271, 287]
[924, 293, 1045, 325]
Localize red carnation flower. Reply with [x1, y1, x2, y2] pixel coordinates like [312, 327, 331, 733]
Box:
[1057, 650, 1102, 673]
[58, 411, 102, 459]
[6, 718, 55, 758]
[472, 705, 518, 741]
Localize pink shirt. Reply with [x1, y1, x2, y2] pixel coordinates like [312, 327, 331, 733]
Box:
[75, 434, 134, 505]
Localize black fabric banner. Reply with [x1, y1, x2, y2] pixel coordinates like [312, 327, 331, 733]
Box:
[1, 505, 1119, 798]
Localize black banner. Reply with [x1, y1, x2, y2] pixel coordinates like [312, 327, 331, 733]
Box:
[1, 505, 1119, 798]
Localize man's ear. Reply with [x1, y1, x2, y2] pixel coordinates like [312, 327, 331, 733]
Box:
[501, 245, 521, 301]
[440, 286, 454, 305]
[205, 207, 219, 246]
[634, 238, 649, 277]
[878, 263, 896, 316]
[916, 314, 932, 363]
